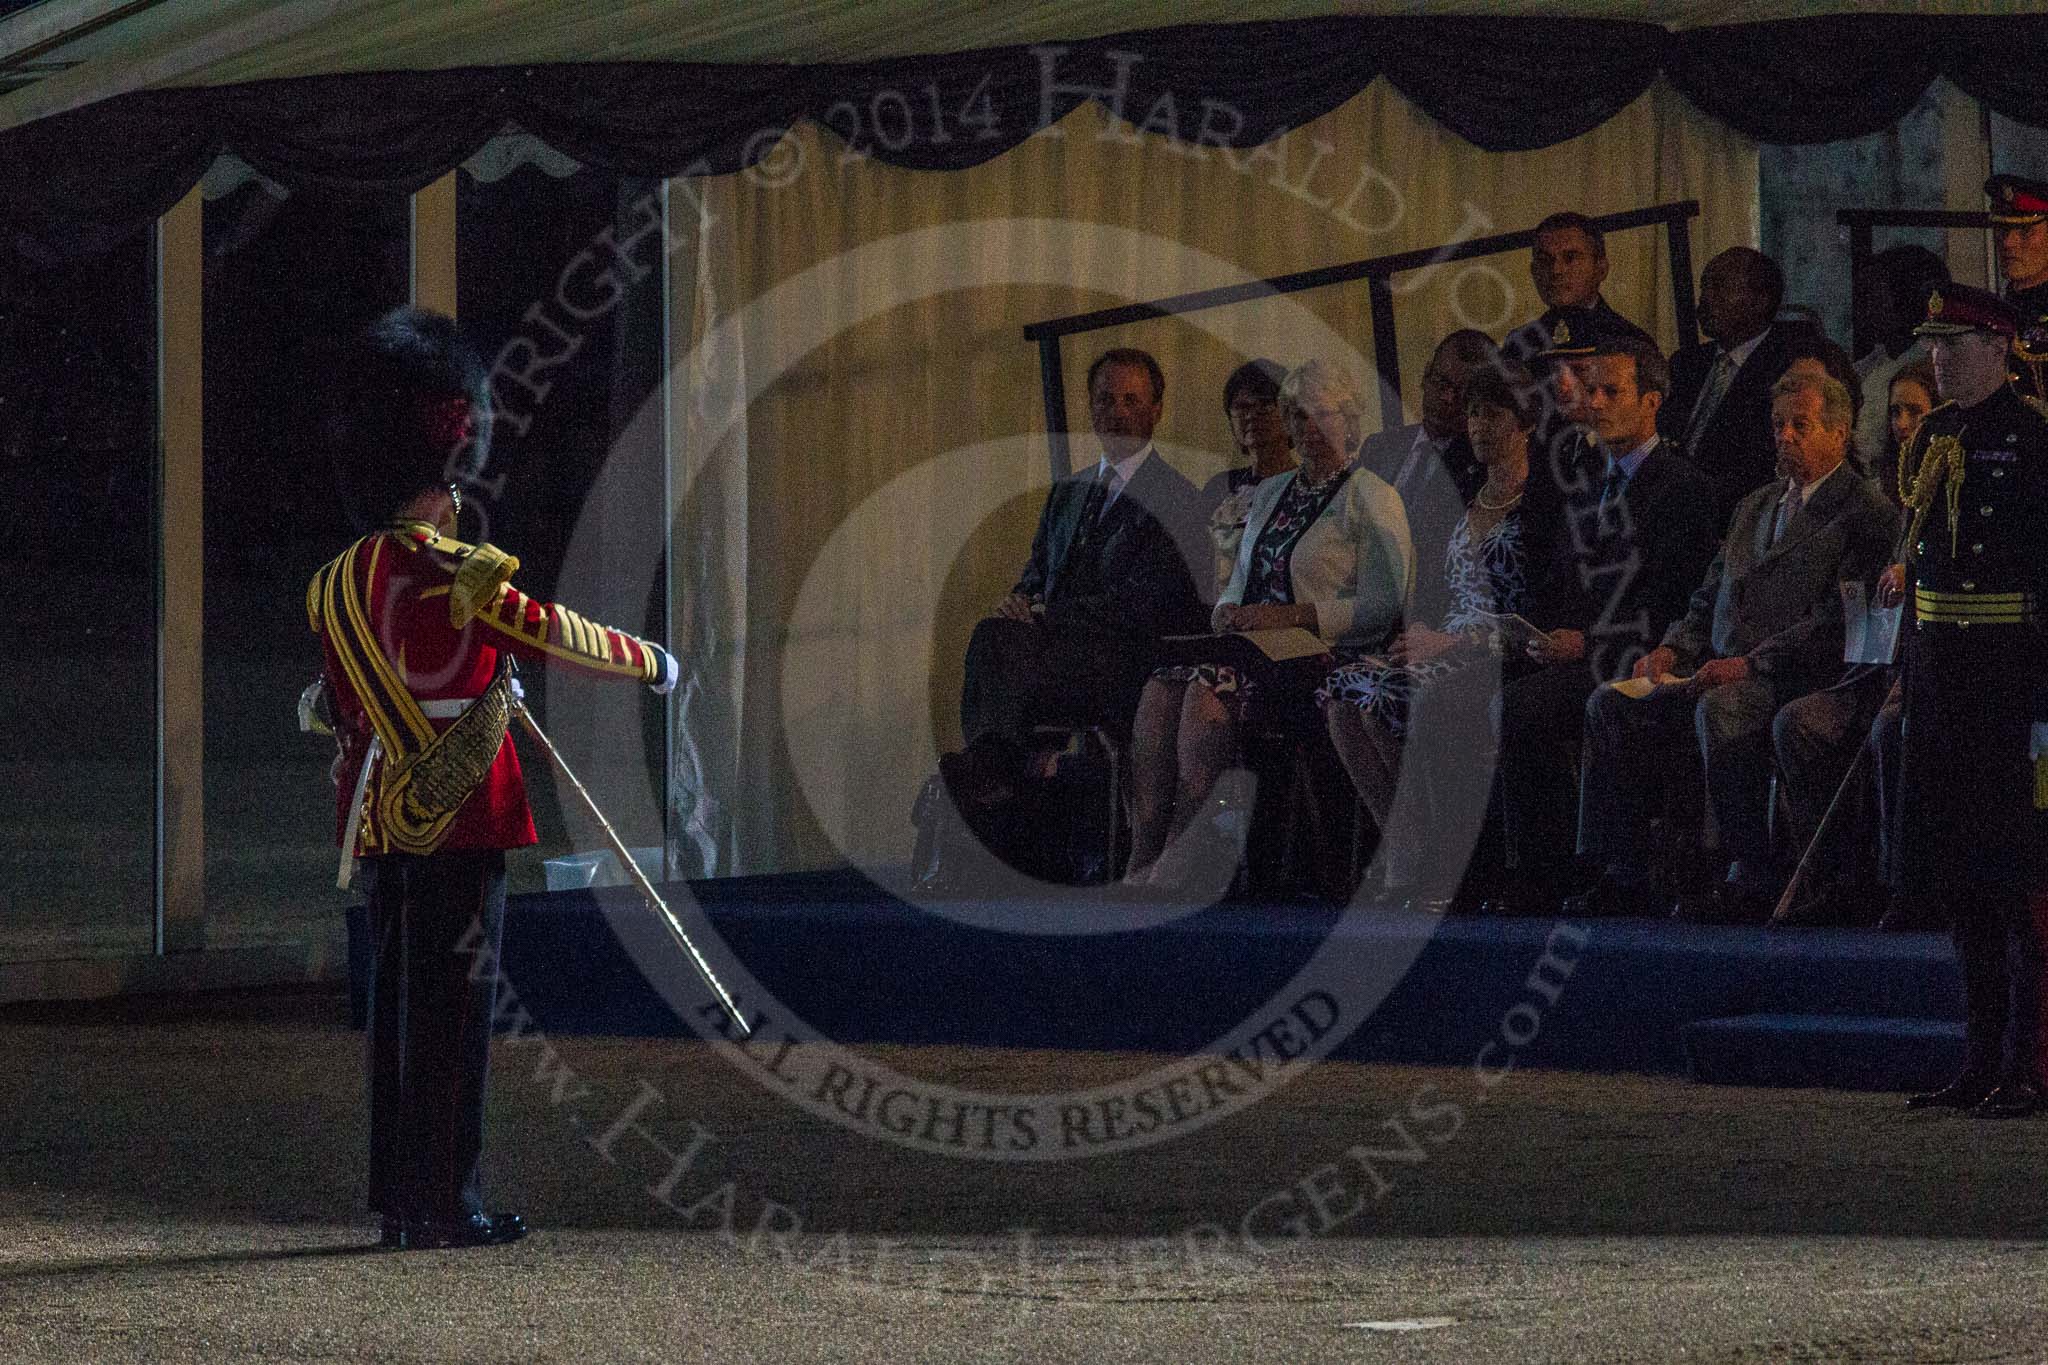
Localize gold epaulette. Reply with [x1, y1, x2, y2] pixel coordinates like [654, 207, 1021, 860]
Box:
[388, 523, 523, 628]
[449, 542, 519, 628]
[2024, 394, 2048, 424]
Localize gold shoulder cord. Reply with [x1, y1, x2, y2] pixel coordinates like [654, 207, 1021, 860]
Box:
[1896, 400, 1954, 506]
[1901, 424, 1965, 558]
[2014, 331, 2048, 404]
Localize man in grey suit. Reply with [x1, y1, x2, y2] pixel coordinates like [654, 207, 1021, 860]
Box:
[1570, 373, 1901, 923]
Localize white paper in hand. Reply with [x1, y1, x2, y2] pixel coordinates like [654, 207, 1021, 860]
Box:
[1840, 580, 1903, 666]
[1241, 627, 1330, 661]
[1606, 673, 1694, 700]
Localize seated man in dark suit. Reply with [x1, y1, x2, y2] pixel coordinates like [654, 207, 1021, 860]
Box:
[1357, 329, 1491, 629]
[1663, 247, 1805, 527]
[947, 347, 1205, 809]
[1502, 211, 1656, 366]
[1486, 331, 1720, 913]
[1571, 373, 1901, 923]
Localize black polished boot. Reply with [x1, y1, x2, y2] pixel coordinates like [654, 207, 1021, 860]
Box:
[1905, 1071, 1996, 1110]
[383, 1211, 528, 1250]
[1973, 1078, 2045, 1120]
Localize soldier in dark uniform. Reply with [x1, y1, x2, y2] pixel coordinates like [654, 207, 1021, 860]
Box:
[1880, 285, 2048, 1117]
[1987, 173, 2048, 402]
[309, 308, 679, 1245]
[1501, 212, 1657, 370]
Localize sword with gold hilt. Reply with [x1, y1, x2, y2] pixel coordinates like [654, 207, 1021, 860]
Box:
[511, 694, 751, 1038]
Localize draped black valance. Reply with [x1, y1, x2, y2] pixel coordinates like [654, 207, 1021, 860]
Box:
[5, 12, 2047, 267]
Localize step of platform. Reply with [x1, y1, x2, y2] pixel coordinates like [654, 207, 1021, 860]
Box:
[348, 875, 1968, 1086]
[1682, 1013, 1964, 1092]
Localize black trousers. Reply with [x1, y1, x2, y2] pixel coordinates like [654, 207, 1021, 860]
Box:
[959, 616, 1158, 748]
[1579, 675, 1783, 889]
[363, 849, 507, 1222]
[1497, 661, 1600, 890]
[1900, 631, 2043, 1084]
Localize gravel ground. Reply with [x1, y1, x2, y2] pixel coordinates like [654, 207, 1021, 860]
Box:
[3, 987, 2047, 1363]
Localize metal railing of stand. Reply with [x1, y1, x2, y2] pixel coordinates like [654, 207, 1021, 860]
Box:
[1021, 200, 1702, 477]
[1836, 207, 1993, 359]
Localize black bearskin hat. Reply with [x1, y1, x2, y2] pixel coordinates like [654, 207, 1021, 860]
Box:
[328, 307, 492, 532]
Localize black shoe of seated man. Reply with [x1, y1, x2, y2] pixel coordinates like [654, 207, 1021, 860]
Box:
[1973, 1078, 2046, 1120]
[385, 1211, 528, 1251]
[1671, 880, 1775, 926]
[1560, 875, 1660, 919]
[1905, 1072, 1997, 1110]
[939, 741, 1019, 811]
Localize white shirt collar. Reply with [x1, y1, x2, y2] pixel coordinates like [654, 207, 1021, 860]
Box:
[1095, 442, 1154, 488]
[1792, 458, 1843, 502]
[1610, 432, 1660, 478]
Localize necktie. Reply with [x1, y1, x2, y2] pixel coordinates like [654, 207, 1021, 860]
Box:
[1098, 465, 1124, 520]
[1078, 462, 1111, 522]
[1768, 483, 1799, 550]
[1684, 350, 1737, 451]
[1598, 459, 1626, 515]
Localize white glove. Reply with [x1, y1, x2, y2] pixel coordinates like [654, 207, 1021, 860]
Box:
[297, 679, 332, 736]
[652, 646, 680, 696]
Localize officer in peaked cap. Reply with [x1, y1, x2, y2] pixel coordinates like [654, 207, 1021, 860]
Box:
[1987, 172, 2048, 399]
[1527, 308, 1636, 478]
[1882, 282, 2048, 1118]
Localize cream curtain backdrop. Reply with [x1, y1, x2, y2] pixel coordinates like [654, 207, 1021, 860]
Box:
[664, 76, 1756, 878]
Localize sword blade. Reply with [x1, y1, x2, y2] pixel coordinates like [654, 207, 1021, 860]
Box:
[513, 701, 751, 1037]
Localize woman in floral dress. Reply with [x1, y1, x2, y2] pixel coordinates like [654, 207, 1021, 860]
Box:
[1123, 359, 1412, 890]
[1322, 364, 1549, 908]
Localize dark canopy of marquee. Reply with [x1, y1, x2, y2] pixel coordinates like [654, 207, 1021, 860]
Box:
[5, 12, 2047, 265]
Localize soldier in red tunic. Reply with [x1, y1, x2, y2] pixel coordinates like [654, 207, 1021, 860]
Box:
[307, 308, 675, 1250]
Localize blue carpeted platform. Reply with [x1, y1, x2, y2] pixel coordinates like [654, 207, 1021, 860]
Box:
[1683, 1014, 1964, 1092]
[346, 869, 1967, 1091]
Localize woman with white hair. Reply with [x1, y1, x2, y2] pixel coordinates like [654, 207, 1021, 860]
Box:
[1124, 358, 1412, 890]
